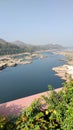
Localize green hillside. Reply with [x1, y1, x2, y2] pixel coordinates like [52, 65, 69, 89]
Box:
[0, 38, 64, 55]
[0, 39, 29, 55]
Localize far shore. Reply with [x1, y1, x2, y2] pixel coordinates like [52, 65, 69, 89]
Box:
[0, 51, 47, 71]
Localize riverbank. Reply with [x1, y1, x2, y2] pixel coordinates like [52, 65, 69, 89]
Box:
[53, 65, 73, 81]
[0, 52, 47, 71]
[52, 51, 73, 81]
[0, 87, 62, 117]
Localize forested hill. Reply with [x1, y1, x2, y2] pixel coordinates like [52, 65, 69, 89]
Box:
[0, 38, 64, 55]
[0, 39, 30, 55]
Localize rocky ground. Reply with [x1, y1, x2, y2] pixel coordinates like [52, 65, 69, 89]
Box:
[52, 51, 73, 81]
[53, 65, 73, 81]
[0, 52, 47, 71]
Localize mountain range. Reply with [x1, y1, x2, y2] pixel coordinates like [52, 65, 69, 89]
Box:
[0, 38, 64, 55]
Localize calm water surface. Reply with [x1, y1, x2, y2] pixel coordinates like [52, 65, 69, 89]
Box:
[0, 52, 66, 103]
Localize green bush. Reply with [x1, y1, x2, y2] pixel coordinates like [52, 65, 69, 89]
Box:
[0, 80, 73, 129]
[0, 116, 16, 130]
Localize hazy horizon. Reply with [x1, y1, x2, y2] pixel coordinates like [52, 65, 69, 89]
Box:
[0, 0, 73, 47]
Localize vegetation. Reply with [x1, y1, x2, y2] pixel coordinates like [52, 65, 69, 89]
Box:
[0, 80, 73, 129]
[0, 38, 63, 55]
[0, 41, 29, 55]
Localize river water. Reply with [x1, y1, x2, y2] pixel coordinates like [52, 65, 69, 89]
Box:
[0, 52, 66, 103]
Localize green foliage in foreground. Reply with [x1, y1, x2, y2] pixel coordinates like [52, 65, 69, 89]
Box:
[0, 80, 73, 130]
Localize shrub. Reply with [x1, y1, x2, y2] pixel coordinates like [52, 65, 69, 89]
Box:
[1, 80, 73, 129]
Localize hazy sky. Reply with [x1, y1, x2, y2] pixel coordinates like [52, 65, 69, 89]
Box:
[0, 0, 73, 46]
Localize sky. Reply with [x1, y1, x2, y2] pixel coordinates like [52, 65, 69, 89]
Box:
[0, 0, 73, 46]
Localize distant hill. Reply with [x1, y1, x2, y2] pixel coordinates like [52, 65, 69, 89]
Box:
[12, 40, 64, 51]
[12, 40, 30, 47]
[0, 39, 7, 44]
[0, 39, 28, 55]
[0, 38, 64, 55]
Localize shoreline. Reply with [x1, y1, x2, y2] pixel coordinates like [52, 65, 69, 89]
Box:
[52, 65, 73, 81]
[52, 51, 73, 81]
[0, 87, 62, 117]
[0, 51, 47, 71]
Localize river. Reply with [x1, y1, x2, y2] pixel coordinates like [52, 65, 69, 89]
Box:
[0, 52, 66, 103]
